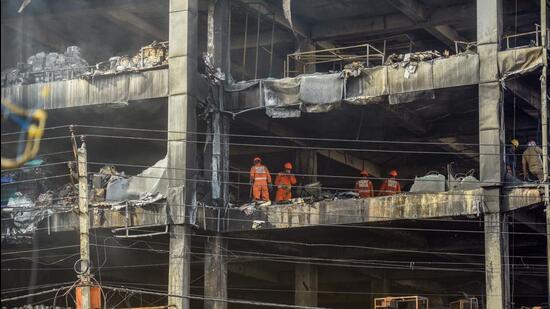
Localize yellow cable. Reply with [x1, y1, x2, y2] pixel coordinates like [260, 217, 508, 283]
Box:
[1, 99, 47, 169]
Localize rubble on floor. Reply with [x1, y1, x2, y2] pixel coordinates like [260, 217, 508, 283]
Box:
[1, 157, 169, 241]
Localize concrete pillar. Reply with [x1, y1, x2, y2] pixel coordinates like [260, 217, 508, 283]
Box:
[476, 0, 509, 308]
[167, 0, 198, 309]
[207, 0, 231, 207]
[204, 235, 228, 309]
[168, 225, 192, 309]
[294, 264, 318, 307]
[297, 150, 317, 185]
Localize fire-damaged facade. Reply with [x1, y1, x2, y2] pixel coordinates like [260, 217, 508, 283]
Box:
[1, 1, 548, 309]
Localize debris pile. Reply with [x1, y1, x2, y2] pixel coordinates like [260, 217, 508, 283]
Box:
[1, 157, 170, 242]
[1, 41, 168, 87]
[385, 50, 447, 78]
[385, 50, 445, 66]
[340, 61, 365, 79]
[1, 46, 88, 86]
[83, 41, 168, 77]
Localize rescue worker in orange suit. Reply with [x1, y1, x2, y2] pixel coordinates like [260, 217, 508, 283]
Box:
[275, 162, 297, 202]
[355, 170, 374, 198]
[249, 157, 272, 201]
[379, 169, 401, 196]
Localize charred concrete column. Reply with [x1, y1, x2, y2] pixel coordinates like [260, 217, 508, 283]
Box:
[476, 0, 509, 308]
[167, 0, 198, 308]
[204, 1, 230, 308]
[297, 150, 317, 185]
[294, 263, 318, 306]
[204, 236, 228, 309]
[207, 0, 231, 206]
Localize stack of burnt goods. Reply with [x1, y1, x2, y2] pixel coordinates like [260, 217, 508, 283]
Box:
[1, 41, 168, 86]
[1, 46, 88, 86]
[86, 41, 168, 77]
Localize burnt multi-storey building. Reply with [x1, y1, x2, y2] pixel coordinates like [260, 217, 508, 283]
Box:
[1, 0, 548, 308]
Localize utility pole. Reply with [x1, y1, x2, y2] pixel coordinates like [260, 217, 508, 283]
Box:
[540, 0, 549, 302]
[77, 139, 91, 309]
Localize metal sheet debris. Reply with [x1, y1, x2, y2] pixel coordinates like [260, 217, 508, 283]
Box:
[224, 50, 495, 114]
[498, 46, 544, 79]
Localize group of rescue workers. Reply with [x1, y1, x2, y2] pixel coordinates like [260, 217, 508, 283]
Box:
[249, 136, 548, 203]
[249, 156, 401, 202]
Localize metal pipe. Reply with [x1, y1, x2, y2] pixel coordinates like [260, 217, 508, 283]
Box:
[269, 16, 275, 77]
[383, 40, 386, 63]
[241, 12, 248, 80]
[541, 1, 549, 305]
[254, 10, 261, 79]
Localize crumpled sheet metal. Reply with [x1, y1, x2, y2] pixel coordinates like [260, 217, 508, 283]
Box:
[224, 80, 261, 111]
[300, 73, 343, 113]
[1, 69, 169, 110]
[263, 77, 302, 118]
[345, 66, 388, 105]
[261, 73, 343, 117]
[433, 52, 479, 88]
[387, 60, 434, 94]
[263, 77, 301, 106]
[225, 52, 485, 113]
[498, 46, 543, 79]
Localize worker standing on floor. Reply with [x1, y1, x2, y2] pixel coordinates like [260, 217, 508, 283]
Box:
[249, 156, 272, 201]
[379, 169, 401, 196]
[506, 138, 520, 177]
[522, 139, 546, 182]
[275, 162, 297, 202]
[355, 170, 374, 198]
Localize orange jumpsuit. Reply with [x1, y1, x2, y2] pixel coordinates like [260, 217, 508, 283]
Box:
[250, 164, 272, 201]
[355, 178, 374, 198]
[275, 172, 297, 202]
[379, 178, 401, 196]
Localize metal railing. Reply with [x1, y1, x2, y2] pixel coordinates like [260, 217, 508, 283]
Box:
[454, 40, 477, 54]
[284, 43, 385, 77]
[503, 24, 549, 49]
